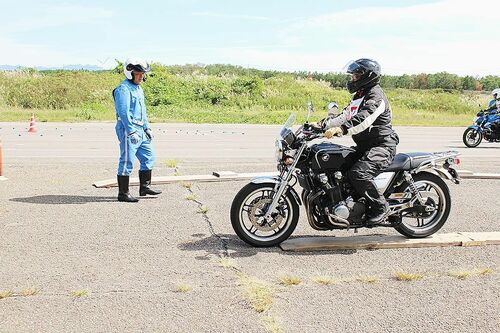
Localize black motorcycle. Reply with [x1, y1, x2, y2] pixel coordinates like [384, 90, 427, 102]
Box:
[231, 102, 461, 247]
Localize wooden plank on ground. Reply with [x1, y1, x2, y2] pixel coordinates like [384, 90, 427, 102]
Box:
[93, 174, 220, 188]
[279, 232, 500, 252]
[93, 171, 280, 188]
[93, 170, 500, 188]
[458, 231, 500, 246]
[458, 173, 500, 180]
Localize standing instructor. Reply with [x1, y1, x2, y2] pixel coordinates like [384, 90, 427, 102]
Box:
[113, 58, 162, 202]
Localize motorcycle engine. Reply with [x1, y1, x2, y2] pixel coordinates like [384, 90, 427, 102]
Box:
[329, 197, 365, 220]
[330, 203, 350, 219]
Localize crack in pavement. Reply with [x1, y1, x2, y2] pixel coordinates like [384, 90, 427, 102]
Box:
[185, 186, 230, 259]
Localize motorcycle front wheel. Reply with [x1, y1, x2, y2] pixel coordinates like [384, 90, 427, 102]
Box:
[463, 127, 482, 148]
[230, 182, 299, 247]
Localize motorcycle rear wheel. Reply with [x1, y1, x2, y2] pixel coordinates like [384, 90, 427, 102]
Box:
[463, 127, 482, 148]
[394, 172, 451, 238]
[230, 182, 299, 247]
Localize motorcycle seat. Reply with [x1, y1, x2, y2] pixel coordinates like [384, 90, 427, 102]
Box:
[384, 152, 434, 172]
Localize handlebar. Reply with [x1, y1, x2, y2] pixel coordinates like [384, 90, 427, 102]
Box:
[298, 123, 324, 141]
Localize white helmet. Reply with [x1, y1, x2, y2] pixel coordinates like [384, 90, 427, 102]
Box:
[492, 88, 500, 99]
[124, 57, 151, 80]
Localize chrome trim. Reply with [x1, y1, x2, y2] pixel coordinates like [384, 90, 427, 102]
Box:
[263, 142, 307, 220]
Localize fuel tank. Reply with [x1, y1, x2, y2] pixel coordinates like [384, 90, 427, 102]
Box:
[309, 142, 357, 171]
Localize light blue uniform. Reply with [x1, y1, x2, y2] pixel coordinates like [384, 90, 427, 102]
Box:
[113, 79, 155, 176]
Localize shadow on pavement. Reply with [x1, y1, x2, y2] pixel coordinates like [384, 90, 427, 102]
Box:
[10, 195, 118, 204]
[178, 233, 358, 258]
[178, 233, 263, 259]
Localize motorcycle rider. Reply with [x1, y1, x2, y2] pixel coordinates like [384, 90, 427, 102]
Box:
[113, 58, 162, 202]
[485, 88, 500, 112]
[320, 58, 399, 225]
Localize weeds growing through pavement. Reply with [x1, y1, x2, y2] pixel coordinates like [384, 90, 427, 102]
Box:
[262, 315, 284, 333]
[180, 181, 193, 189]
[278, 275, 302, 286]
[197, 206, 209, 214]
[184, 194, 197, 201]
[174, 284, 193, 293]
[21, 288, 40, 296]
[70, 290, 88, 297]
[165, 159, 179, 168]
[219, 258, 239, 269]
[393, 272, 424, 281]
[478, 268, 494, 275]
[0, 291, 13, 299]
[237, 273, 274, 313]
[311, 276, 336, 285]
[448, 271, 471, 280]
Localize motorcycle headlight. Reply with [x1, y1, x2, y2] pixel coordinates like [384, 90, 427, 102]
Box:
[275, 139, 284, 160]
[280, 128, 296, 145]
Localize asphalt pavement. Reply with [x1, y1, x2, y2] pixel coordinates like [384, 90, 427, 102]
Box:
[0, 122, 499, 332]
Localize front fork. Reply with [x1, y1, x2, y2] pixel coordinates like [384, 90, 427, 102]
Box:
[263, 143, 307, 221]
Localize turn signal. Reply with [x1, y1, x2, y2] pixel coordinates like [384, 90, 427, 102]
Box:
[284, 157, 294, 166]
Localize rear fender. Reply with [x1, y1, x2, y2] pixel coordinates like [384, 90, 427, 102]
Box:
[418, 169, 459, 184]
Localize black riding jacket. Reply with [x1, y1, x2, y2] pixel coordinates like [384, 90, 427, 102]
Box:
[338, 84, 397, 148]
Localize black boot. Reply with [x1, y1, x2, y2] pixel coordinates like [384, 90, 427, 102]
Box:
[139, 170, 162, 196]
[365, 200, 390, 226]
[362, 182, 390, 226]
[117, 175, 138, 202]
[350, 178, 389, 226]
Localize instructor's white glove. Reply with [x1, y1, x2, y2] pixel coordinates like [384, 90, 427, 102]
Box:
[324, 127, 343, 139]
[129, 132, 139, 144]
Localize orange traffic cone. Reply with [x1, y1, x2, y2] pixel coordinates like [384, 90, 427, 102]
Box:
[28, 113, 37, 133]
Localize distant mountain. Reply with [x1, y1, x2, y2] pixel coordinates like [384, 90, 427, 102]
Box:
[0, 64, 105, 71]
[0, 65, 21, 71]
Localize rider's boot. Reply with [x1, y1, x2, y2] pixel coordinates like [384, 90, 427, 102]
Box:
[117, 175, 139, 202]
[355, 180, 390, 227]
[365, 200, 390, 226]
[139, 170, 162, 196]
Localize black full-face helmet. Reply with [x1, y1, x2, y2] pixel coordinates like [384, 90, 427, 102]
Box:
[345, 58, 381, 93]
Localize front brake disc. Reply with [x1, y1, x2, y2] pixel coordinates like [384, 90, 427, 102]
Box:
[248, 198, 284, 232]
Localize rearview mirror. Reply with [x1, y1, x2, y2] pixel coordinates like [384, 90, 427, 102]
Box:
[306, 101, 314, 123]
[327, 102, 339, 116]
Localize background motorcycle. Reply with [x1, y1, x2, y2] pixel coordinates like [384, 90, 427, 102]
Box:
[231, 102, 461, 247]
[463, 109, 500, 147]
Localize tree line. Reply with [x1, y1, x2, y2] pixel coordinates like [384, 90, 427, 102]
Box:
[155, 63, 500, 92]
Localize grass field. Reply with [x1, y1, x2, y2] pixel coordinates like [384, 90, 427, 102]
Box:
[0, 68, 490, 126]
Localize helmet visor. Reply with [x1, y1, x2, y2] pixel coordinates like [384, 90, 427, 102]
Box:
[343, 60, 366, 75]
[126, 63, 151, 74]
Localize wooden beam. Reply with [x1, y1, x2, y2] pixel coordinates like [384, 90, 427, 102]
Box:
[93, 170, 500, 188]
[92, 171, 279, 188]
[279, 232, 500, 252]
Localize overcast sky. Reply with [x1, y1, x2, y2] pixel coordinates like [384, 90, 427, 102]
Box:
[1, 0, 498, 75]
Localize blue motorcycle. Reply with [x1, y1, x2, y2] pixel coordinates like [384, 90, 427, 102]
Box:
[462, 110, 500, 147]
